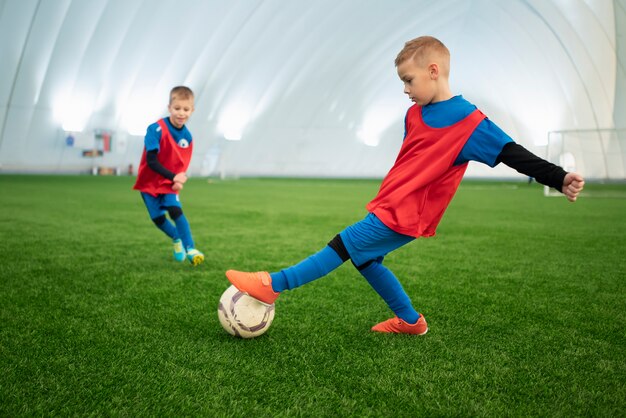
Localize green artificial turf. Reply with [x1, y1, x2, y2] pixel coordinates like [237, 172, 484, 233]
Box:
[0, 175, 624, 417]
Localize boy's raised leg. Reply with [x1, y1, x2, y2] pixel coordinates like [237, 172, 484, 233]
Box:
[226, 245, 346, 304]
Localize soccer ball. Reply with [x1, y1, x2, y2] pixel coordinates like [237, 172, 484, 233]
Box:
[217, 285, 275, 338]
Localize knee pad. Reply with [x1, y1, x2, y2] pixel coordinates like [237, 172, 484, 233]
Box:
[152, 215, 167, 226]
[327, 234, 351, 262]
[352, 259, 375, 271]
[352, 255, 384, 271]
[166, 206, 183, 220]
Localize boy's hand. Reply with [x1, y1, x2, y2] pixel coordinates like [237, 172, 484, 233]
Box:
[172, 182, 183, 192]
[562, 172, 584, 202]
[173, 172, 188, 184]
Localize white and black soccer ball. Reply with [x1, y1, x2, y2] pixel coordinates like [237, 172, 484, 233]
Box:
[217, 285, 275, 338]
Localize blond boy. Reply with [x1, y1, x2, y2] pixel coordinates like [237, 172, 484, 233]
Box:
[226, 37, 584, 334]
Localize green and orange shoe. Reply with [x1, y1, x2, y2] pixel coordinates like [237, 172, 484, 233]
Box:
[371, 315, 428, 335]
[225, 270, 279, 305]
[186, 248, 204, 266]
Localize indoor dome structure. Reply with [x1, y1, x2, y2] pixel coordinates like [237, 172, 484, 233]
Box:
[1, 0, 624, 179]
[2, 3, 626, 417]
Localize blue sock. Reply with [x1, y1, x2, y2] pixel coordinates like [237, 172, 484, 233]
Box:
[156, 218, 179, 240]
[174, 214, 194, 250]
[358, 261, 419, 324]
[270, 246, 345, 292]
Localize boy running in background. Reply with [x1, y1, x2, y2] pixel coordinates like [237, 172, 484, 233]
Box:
[133, 86, 204, 266]
[226, 36, 584, 334]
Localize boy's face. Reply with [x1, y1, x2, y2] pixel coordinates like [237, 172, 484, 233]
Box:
[168, 97, 194, 129]
[396, 58, 439, 106]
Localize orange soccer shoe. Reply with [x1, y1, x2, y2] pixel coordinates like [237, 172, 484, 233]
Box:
[371, 315, 428, 335]
[225, 270, 280, 305]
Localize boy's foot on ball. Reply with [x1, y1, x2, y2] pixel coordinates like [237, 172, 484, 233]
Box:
[225, 270, 279, 305]
[371, 315, 428, 335]
[173, 239, 186, 262]
[186, 248, 204, 266]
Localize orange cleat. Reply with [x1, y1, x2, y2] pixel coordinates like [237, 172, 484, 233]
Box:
[371, 315, 428, 335]
[225, 270, 280, 305]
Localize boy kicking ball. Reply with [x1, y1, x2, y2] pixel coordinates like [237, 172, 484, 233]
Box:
[226, 36, 584, 334]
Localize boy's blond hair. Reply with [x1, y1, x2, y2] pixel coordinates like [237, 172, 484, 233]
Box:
[395, 36, 450, 76]
[169, 86, 194, 104]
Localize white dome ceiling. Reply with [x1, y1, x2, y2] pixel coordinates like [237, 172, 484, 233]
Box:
[0, 0, 623, 177]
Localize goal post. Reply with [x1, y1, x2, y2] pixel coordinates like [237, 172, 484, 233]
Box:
[544, 128, 626, 195]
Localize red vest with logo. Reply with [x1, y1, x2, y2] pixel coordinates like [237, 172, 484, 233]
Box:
[133, 118, 193, 196]
[366, 105, 486, 237]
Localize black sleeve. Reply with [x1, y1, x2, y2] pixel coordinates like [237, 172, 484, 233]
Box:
[495, 142, 566, 192]
[146, 150, 175, 181]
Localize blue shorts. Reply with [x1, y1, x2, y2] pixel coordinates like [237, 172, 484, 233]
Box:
[339, 213, 415, 266]
[140, 193, 182, 219]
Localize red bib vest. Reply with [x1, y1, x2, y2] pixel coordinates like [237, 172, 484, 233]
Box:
[366, 105, 486, 237]
[133, 118, 193, 196]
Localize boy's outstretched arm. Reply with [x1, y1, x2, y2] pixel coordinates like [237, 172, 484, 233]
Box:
[495, 142, 584, 201]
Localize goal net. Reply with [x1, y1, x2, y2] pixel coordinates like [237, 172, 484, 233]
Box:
[544, 128, 626, 196]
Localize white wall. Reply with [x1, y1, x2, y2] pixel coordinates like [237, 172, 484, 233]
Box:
[0, 0, 622, 178]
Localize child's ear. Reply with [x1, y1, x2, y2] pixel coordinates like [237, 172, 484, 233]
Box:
[429, 63, 439, 79]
